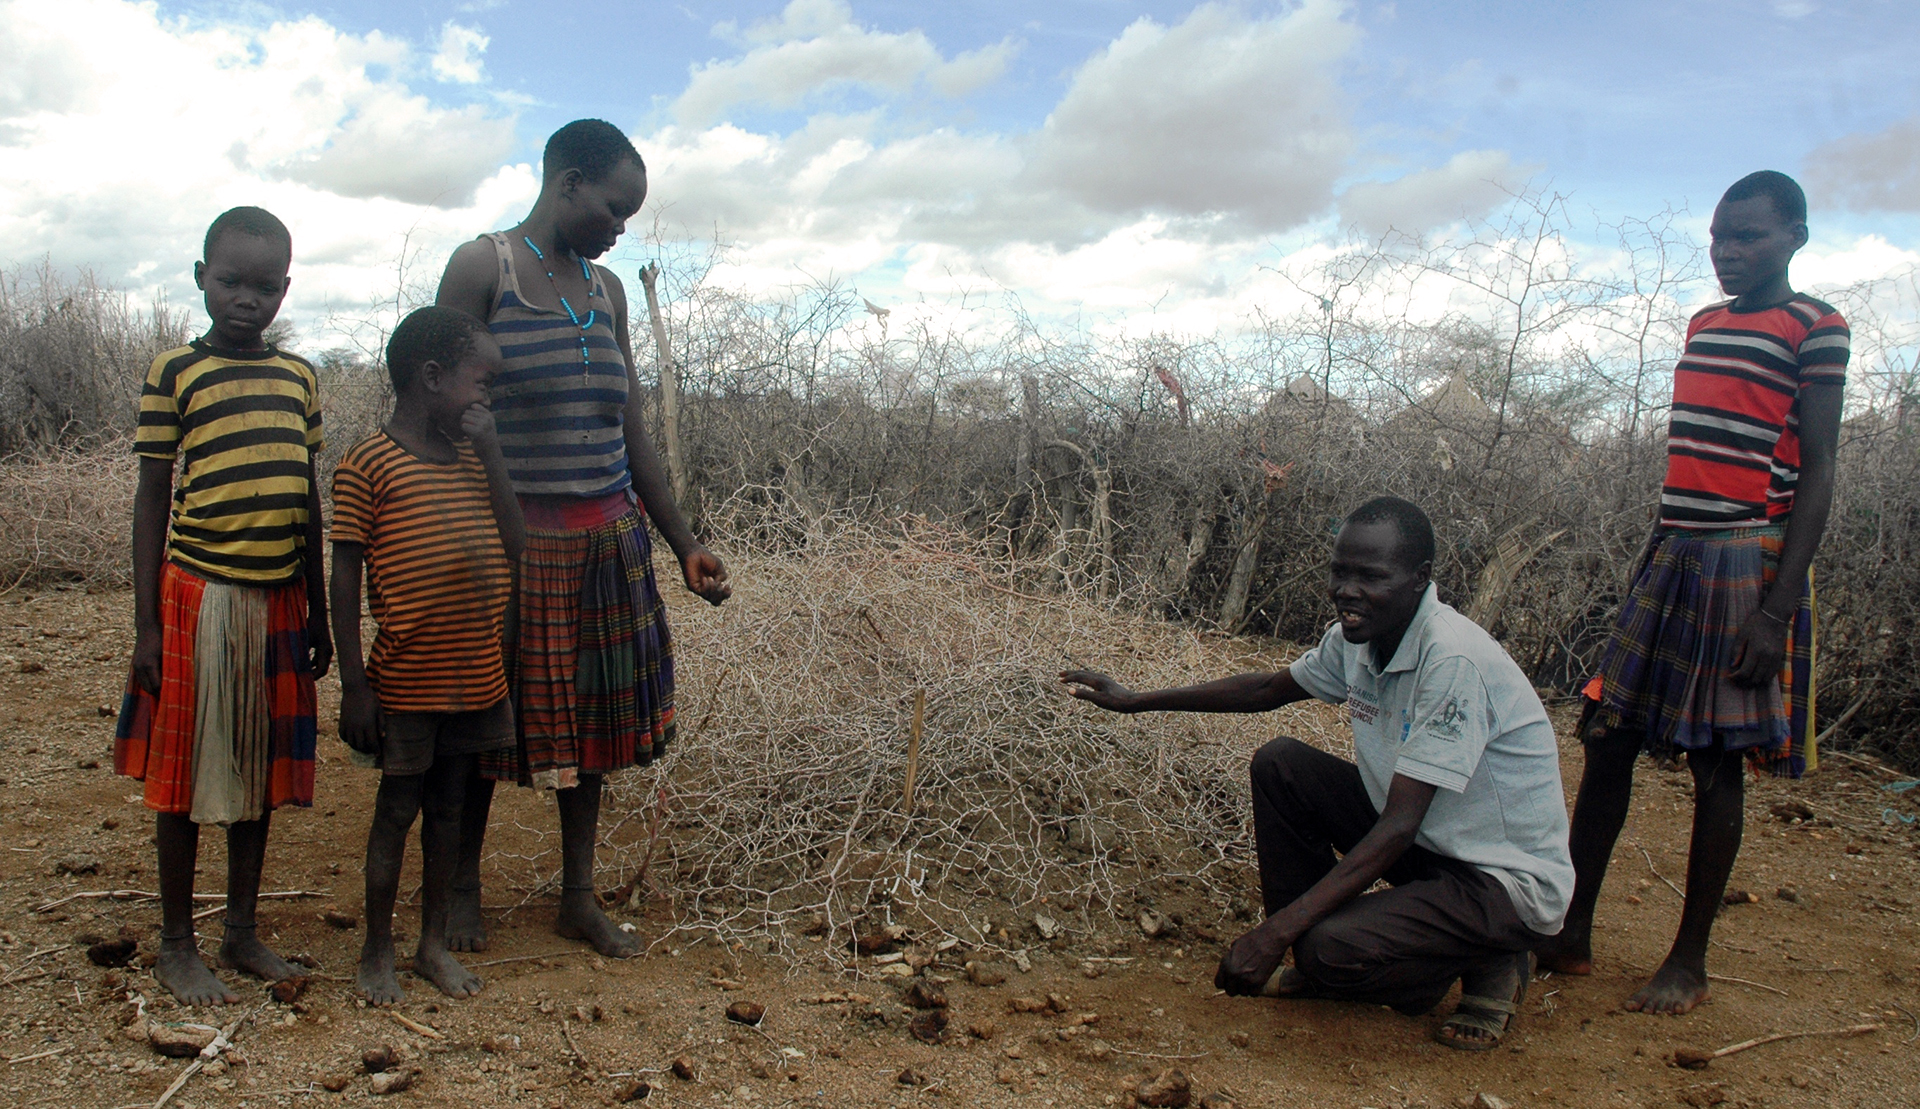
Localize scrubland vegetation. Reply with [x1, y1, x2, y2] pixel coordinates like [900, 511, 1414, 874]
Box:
[3, 197, 1916, 795]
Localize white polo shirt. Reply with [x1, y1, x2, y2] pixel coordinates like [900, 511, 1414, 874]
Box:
[1288, 584, 1573, 934]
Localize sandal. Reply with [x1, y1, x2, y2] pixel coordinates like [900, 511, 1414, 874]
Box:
[1436, 951, 1533, 1051]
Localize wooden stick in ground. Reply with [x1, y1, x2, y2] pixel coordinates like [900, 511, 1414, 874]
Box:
[561, 1020, 592, 1068]
[903, 688, 925, 814]
[153, 1004, 257, 1109]
[391, 1012, 446, 1040]
[636, 262, 687, 504]
[1674, 1023, 1883, 1069]
[35, 889, 324, 914]
[1707, 973, 1789, 998]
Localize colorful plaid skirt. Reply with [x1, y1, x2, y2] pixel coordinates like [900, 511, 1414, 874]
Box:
[114, 562, 318, 820]
[1586, 524, 1815, 778]
[480, 506, 676, 789]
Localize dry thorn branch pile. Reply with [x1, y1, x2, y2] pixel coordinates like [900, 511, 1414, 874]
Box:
[0, 445, 136, 589]
[568, 498, 1350, 961]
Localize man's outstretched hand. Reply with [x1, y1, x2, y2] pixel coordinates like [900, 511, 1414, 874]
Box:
[1215, 913, 1300, 997]
[1060, 670, 1139, 713]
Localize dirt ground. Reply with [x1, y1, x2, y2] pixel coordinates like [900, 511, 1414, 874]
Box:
[2, 584, 1918, 1109]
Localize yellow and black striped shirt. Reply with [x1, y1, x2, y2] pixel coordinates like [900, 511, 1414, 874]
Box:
[135, 342, 324, 584]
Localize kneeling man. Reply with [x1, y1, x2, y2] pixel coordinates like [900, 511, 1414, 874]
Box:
[1063, 497, 1572, 1049]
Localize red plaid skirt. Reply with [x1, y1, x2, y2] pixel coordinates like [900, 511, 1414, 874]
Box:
[480, 507, 675, 789]
[113, 562, 317, 816]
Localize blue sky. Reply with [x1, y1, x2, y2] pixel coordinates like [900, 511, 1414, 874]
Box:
[4, 0, 1917, 341]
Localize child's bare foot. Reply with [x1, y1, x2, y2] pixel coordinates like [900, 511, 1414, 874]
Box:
[219, 923, 300, 982]
[413, 946, 483, 999]
[555, 892, 639, 958]
[155, 937, 239, 1006]
[1622, 957, 1710, 1014]
[446, 886, 488, 952]
[357, 941, 405, 1006]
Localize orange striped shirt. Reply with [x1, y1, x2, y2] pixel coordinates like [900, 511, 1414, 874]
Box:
[330, 433, 511, 712]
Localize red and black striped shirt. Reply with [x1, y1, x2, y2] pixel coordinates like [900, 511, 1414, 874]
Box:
[330, 433, 512, 713]
[1660, 295, 1849, 528]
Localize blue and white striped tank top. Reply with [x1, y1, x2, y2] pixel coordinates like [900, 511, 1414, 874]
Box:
[480, 232, 631, 499]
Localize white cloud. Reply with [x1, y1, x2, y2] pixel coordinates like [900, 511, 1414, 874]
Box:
[1806, 116, 1920, 213]
[676, 0, 1017, 125]
[1023, 0, 1358, 236]
[928, 39, 1017, 98]
[1338, 150, 1521, 235]
[431, 21, 490, 84]
[0, 0, 528, 335]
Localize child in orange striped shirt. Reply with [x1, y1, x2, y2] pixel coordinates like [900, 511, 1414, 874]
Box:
[329, 306, 525, 1002]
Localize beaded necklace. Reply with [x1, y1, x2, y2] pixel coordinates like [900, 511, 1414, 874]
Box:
[523, 235, 598, 382]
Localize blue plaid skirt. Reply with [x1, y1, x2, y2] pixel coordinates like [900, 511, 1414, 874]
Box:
[1587, 525, 1815, 778]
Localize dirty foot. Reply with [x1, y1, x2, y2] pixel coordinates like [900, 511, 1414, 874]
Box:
[155, 937, 239, 1006]
[555, 893, 639, 958]
[1623, 958, 1710, 1015]
[1535, 928, 1594, 976]
[446, 886, 489, 952]
[219, 923, 300, 982]
[1261, 966, 1315, 998]
[1437, 952, 1531, 1051]
[357, 941, 405, 1006]
[413, 945, 482, 999]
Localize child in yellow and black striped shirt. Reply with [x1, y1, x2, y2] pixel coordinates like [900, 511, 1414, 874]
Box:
[115, 205, 331, 1007]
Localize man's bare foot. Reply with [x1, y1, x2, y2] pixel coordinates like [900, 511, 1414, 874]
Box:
[219, 923, 300, 982]
[1623, 958, 1710, 1015]
[446, 886, 488, 953]
[413, 946, 482, 999]
[1535, 928, 1594, 976]
[555, 892, 640, 958]
[155, 938, 239, 1006]
[358, 942, 405, 1006]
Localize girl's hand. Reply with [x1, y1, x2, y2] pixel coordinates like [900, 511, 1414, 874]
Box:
[681, 545, 731, 605]
[1728, 610, 1789, 689]
[461, 403, 500, 451]
[132, 624, 163, 693]
[308, 615, 333, 679]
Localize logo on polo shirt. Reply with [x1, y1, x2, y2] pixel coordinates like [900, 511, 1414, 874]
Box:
[1347, 691, 1380, 725]
[1429, 696, 1466, 740]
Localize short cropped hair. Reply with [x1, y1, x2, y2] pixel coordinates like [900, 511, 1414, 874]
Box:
[542, 119, 645, 182]
[386, 306, 488, 394]
[203, 206, 291, 262]
[1344, 496, 1436, 571]
[1722, 171, 1807, 226]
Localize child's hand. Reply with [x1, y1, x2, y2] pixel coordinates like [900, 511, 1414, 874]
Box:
[461, 403, 499, 450]
[132, 624, 163, 693]
[308, 614, 333, 679]
[681, 545, 731, 605]
[339, 680, 381, 755]
[1728, 610, 1789, 688]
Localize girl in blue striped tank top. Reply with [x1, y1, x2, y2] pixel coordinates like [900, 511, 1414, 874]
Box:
[435, 119, 730, 961]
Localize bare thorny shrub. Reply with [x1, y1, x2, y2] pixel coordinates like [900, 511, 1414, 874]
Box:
[562, 496, 1351, 959]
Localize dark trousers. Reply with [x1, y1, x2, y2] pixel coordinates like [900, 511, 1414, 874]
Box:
[1252, 736, 1547, 1015]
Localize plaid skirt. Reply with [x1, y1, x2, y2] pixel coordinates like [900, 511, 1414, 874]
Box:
[114, 562, 318, 820]
[480, 507, 675, 789]
[1587, 524, 1815, 778]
